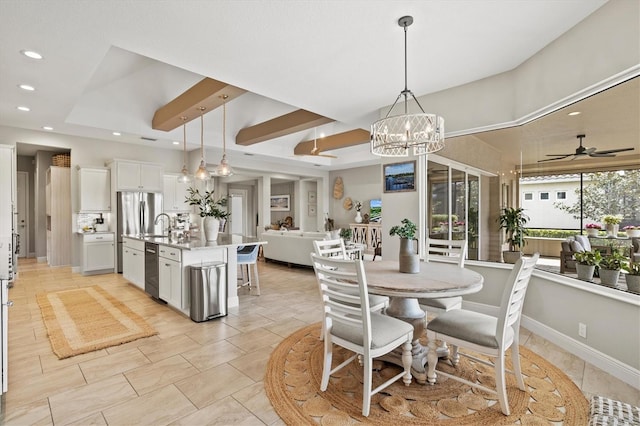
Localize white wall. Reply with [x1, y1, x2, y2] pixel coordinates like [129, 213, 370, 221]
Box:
[328, 164, 381, 231]
[521, 177, 581, 229]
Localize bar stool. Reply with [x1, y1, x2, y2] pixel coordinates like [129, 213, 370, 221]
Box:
[237, 245, 261, 295]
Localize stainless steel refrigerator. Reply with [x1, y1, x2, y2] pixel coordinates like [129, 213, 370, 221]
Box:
[116, 191, 163, 273]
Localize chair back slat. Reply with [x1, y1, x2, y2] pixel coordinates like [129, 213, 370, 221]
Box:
[426, 238, 468, 267]
[496, 253, 539, 345]
[310, 253, 372, 346]
[314, 239, 348, 259]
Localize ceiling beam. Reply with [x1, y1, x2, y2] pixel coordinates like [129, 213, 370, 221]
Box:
[294, 129, 370, 155]
[236, 110, 334, 146]
[152, 78, 246, 131]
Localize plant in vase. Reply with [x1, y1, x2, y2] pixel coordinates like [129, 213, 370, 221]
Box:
[339, 228, 353, 244]
[354, 201, 363, 223]
[389, 218, 418, 273]
[185, 187, 229, 241]
[598, 248, 627, 287]
[622, 261, 640, 293]
[498, 207, 529, 264]
[623, 225, 640, 238]
[602, 214, 622, 238]
[573, 249, 602, 281]
[585, 223, 601, 237]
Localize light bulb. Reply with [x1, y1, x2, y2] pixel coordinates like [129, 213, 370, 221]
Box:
[195, 160, 210, 180]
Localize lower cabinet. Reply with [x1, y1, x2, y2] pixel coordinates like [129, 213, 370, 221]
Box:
[82, 233, 114, 274]
[159, 258, 182, 308]
[123, 246, 144, 289]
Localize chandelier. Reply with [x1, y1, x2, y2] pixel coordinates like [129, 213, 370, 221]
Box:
[371, 16, 445, 157]
[215, 94, 234, 177]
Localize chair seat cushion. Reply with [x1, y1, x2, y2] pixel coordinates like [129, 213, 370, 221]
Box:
[589, 395, 640, 425]
[332, 313, 413, 349]
[419, 296, 462, 310]
[426, 309, 513, 348]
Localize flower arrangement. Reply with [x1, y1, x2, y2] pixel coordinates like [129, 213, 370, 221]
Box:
[354, 201, 362, 212]
[602, 214, 622, 225]
[585, 223, 602, 229]
[454, 221, 465, 227]
[185, 187, 229, 219]
[623, 225, 639, 230]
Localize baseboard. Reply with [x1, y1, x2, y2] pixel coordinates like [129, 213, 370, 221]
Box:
[36, 256, 47, 263]
[462, 300, 640, 390]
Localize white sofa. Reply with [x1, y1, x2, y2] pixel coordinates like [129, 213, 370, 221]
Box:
[261, 230, 330, 267]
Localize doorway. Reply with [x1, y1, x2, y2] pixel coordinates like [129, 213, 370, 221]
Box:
[16, 171, 28, 258]
[229, 189, 249, 236]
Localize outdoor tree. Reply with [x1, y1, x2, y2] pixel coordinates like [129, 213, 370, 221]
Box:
[554, 170, 640, 223]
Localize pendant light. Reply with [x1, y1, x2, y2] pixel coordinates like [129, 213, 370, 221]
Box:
[215, 94, 234, 177]
[195, 106, 211, 180]
[370, 15, 445, 157]
[177, 116, 193, 183]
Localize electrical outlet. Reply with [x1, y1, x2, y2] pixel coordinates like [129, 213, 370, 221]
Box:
[578, 322, 587, 338]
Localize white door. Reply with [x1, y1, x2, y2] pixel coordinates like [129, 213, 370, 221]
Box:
[229, 189, 250, 236]
[16, 171, 28, 258]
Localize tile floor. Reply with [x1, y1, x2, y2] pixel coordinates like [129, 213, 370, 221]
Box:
[1, 257, 638, 425]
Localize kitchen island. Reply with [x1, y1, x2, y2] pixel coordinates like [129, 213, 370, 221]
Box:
[122, 234, 265, 316]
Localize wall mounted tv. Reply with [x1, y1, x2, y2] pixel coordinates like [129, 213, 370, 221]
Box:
[369, 199, 381, 222]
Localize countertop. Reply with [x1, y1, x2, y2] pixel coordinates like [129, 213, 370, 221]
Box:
[123, 234, 266, 251]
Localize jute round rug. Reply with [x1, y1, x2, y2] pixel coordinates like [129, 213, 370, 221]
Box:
[265, 323, 589, 425]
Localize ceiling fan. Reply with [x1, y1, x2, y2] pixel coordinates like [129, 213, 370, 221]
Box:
[296, 130, 337, 159]
[538, 134, 635, 163]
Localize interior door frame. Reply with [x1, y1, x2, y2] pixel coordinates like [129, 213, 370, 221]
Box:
[229, 189, 250, 236]
[16, 171, 29, 258]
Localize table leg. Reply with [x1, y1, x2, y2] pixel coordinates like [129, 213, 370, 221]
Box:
[378, 297, 429, 384]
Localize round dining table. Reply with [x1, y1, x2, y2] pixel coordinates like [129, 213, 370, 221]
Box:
[364, 260, 484, 384]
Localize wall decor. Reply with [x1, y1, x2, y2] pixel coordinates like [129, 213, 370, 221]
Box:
[308, 191, 317, 204]
[270, 194, 290, 211]
[333, 177, 344, 199]
[308, 205, 317, 216]
[343, 197, 353, 210]
[383, 161, 416, 193]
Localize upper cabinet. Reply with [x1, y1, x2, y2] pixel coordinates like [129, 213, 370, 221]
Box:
[78, 167, 111, 212]
[109, 160, 163, 192]
[163, 175, 190, 212]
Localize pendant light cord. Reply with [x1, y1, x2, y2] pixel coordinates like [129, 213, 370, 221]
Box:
[182, 116, 187, 165]
[200, 107, 205, 160]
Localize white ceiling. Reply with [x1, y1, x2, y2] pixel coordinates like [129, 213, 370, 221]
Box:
[2, 0, 635, 172]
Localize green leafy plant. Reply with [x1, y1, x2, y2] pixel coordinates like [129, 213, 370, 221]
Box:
[623, 261, 640, 276]
[389, 218, 417, 240]
[602, 214, 622, 225]
[573, 250, 602, 266]
[498, 207, 529, 252]
[339, 228, 352, 241]
[185, 187, 229, 219]
[599, 248, 627, 271]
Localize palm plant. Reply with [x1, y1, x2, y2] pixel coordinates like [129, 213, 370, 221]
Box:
[498, 207, 529, 252]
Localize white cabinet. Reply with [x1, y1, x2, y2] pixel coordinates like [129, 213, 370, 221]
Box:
[159, 245, 183, 308]
[112, 161, 163, 192]
[82, 233, 114, 274]
[122, 238, 145, 289]
[78, 168, 110, 212]
[163, 175, 190, 212]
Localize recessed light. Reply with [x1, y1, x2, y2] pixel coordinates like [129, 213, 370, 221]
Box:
[21, 50, 43, 59]
[112, 131, 121, 136]
[17, 106, 30, 112]
[568, 111, 581, 116]
[42, 126, 53, 131]
[19, 84, 35, 91]
[172, 141, 180, 145]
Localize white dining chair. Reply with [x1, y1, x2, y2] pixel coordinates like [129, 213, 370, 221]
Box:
[312, 239, 389, 339]
[310, 253, 413, 417]
[419, 238, 468, 315]
[426, 253, 539, 416]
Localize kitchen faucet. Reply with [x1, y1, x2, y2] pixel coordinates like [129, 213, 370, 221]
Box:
[154, 213, 172, 236]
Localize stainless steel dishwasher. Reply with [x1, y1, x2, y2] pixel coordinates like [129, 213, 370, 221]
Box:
[144, 242, 159, 298]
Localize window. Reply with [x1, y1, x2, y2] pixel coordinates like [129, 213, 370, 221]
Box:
[556, 191, 567, 200]
[524, 192, 533, 201]
[540, 192, 549, 200]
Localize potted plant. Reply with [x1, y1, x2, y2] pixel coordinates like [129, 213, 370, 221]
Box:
[389, 218, 419, 273]
[573, 250, 602, 281]
[498, 207, 529, 264]
[185, 187, 229, 241]
[339, 228, 353, 243]
[598, 248, 626, 287]
[602, 214, 622, 238]
[623, 225, 640, 238]
[585, 223, 602, 238]
[622, 262, 640, 293]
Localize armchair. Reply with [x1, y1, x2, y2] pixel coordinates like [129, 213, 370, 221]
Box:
[560, 235, 592, 273]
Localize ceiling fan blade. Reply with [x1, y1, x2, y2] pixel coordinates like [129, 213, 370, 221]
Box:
[538, 156, 571, 163]
[545, 153, 573, 157]
[591, 147, 635, 155]
[589, 153, 616, 157]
